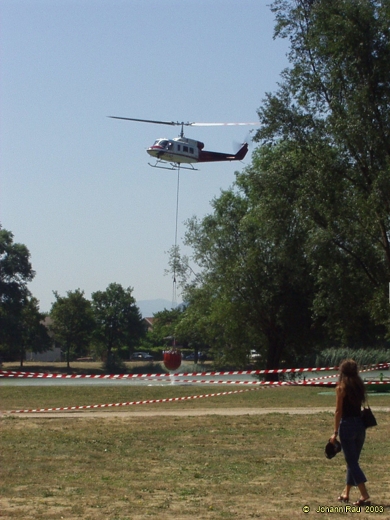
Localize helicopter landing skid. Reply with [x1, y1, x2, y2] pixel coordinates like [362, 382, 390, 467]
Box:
[148, 161, 198, 171]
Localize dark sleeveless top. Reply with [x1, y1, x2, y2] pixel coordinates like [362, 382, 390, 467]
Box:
[342, 393, 362, 418]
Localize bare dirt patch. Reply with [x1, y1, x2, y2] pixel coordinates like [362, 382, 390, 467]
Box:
[3, 406, 335, 419]
[3, 405, 390, 419]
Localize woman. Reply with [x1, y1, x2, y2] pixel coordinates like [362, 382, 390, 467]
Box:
[330, 359, 371, 505]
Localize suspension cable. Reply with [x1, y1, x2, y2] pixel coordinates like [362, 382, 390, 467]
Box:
[172, 164, 180, 308]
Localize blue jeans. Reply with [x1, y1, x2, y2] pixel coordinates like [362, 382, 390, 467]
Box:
[339, 416, 367, 486]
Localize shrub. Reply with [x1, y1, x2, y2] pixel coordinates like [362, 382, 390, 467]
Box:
[316, 348, 390, 368]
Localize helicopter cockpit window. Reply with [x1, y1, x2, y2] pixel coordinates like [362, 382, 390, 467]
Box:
[159, 140, 169, 148]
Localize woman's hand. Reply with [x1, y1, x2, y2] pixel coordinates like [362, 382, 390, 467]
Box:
[330, 433, 338, 444]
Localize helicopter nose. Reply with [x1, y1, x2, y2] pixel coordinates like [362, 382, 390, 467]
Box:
[147, 145, 161, 158]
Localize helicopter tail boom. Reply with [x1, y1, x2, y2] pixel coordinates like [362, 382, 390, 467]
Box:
[197, 143, 248, 163]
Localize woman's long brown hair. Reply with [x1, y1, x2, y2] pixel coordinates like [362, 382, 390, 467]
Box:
[338, 359, 366, 406]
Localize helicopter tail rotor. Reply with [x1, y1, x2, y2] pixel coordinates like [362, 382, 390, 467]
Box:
[233, 129, 254, 154]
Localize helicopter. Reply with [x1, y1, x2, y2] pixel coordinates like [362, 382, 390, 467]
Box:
[109, 116, 258, 170]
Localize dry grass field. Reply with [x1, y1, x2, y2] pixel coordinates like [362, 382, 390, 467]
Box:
[1, 367, 390, 519]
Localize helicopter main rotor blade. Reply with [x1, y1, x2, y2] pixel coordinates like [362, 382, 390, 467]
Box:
[190, 122, 258, 127]
[108, 116, 181, 126]
[109, 117, 258, 128]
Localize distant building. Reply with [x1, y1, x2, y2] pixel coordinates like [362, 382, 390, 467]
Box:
[26, 348, 62, 362]
[143, 317, 155, 332]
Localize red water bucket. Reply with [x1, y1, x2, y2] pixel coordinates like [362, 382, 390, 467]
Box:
[163, 349, 182, 371]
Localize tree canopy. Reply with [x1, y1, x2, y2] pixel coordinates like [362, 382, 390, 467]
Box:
[91, 283, 145, 367]
[176, 170, 318, 372]
[171, 0, 390, 369]
[0, 225, 41, 360]
[256, 0, 390, 340]
[0, 226, 34, 307]
[50, 289, 95, 368]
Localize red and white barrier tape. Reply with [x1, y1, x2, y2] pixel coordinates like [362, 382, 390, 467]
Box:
[305, 365, 383, 382]
[0, 366, 338, 379]
[9, 386, 268, 414]
[1, 363, 388, 380]
[8, 379, 389, 414]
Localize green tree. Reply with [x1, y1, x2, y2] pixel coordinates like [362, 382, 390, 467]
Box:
[176, 178, 318, 374]
[50, 289, 95, 369]
[245, 142, 386, 346]
[17, 297, 51, 367]
[175, 285, 247, 366]
[255, 0, 390, 342]
[0, 225, 36, 360]
[91, 283, 145, 368]
[146, 307, 184, 347]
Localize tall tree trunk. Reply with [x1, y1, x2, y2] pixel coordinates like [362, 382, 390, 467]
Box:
[19, 344, 24, 368]
[66, 340, 70, 370]
[265, 327, 284, 382]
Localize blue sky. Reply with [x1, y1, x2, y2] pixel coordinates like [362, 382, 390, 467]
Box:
[1, 0, 289, 313]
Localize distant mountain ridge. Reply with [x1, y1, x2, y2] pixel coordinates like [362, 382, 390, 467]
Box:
[137, 299, 178, 317]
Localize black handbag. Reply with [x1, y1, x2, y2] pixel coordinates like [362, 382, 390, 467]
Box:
[361, 405, 377, 428]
